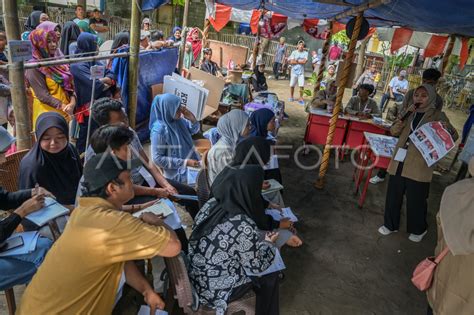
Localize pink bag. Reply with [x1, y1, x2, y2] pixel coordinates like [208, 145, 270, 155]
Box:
[411, 247, 450, 291]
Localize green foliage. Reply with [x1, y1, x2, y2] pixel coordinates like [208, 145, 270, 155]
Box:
[172, 0, 186, 6]
[332, 31, 350, 46]
[386, 54, 414, 69]
[303, 72, 320, 97]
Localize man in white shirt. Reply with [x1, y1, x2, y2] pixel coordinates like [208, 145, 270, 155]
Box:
[72, 5, 89, 24]
[288, 40, 308, 105]
[379, 70, 409, 112]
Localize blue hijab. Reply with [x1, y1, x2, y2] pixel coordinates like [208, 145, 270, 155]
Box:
[75, 32, 98, 56]
[149, 94, 196, 160]
[168, 26, 182, 42]
[250, 108, 274, 138]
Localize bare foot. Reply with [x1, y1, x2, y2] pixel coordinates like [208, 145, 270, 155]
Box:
[286, 235, 303, 247]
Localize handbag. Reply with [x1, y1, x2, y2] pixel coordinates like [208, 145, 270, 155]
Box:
[411, 246, 450, 291]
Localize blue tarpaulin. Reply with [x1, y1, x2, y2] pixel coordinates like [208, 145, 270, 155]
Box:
[142, 0, 474, 37]
[112, 47, 179, 141]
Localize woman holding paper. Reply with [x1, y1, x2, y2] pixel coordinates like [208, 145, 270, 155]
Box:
[207, 109, 250, 184]
[379, 84, 458, 242]
[0, 126, 52, 290]
[19, 112, 83, 208]
[26, 28, 76, 128]
[150, 94, 200, 184]
[188, 165, 280, 315]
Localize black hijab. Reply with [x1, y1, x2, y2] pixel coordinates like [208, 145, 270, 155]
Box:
[19, 112, 83, 205]
[231, 136, 271, 167]
[60, 21, 81, 56]
[111, 31, 130, 53]
[24, 11, 42, 31]
[253, 66, 267, 91]
[190, 165, 268, 241]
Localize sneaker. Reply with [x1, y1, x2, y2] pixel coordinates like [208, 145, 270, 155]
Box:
[408, 231, 427, 242]
[378, 225, 398, 235]
[369, 175, 385, 184]
[298, 100, 305, 106]
[289, 98, 295, 102]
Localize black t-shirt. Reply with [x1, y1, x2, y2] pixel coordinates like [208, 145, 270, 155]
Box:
[89, 18, 108, 26]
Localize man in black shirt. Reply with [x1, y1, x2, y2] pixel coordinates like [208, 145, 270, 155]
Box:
[200, 48, 223, 78]
[89, 9, 109, 42]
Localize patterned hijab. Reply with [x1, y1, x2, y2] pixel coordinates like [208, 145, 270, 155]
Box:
[29, 29, 74, 93]
[186, 28, 202, 61]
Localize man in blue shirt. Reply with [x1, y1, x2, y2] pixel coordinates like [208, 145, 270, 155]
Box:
[379, 70, 409, 112]
[288, 40, 308, 105]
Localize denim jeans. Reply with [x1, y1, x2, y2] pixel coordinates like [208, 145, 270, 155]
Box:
[380, 92, 404, 112]
[0, 237, 52, 290]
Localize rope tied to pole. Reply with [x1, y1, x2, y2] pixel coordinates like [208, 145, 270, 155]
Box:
[315, 13, 364, 189]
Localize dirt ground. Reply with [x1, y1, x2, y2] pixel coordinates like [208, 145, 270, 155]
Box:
[268, 78, 466, 315]
[0, 77, 467, 315]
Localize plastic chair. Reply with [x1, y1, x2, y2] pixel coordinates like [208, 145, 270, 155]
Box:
[164, 254, 256, 314]
[0, 149, 29, 192]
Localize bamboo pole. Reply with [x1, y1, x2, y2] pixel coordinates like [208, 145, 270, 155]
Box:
[315, 13, 364, 189]
[354, 37, 369, 84]
[252, 12, 262, 70]
[441, 35, 456, 75]
[128, 0, 142, 129]
[313, 22, 333, 93]
[0, 52, 130, 70]
[177, 0, 190, 72]
[2, 0, 31, 150]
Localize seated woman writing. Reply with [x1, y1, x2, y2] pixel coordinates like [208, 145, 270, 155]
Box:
[188, 164, 280, 314]
[150, 94, 200, 186]
[19, 112, 82, 210]
[207, 109, 250, 184]
[344, 84, 380, 118]
[0, 127, 52, 290]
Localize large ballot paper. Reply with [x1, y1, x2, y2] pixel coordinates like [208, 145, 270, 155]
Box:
[163, 73, 209, 121]
[409, 121, 455, 167]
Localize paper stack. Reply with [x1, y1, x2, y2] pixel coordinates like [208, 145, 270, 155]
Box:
[262, 179, 284, 194]
[133, 200, 174, 218]
[163, 73, 209, 121]
[0, 231, 40, 257]
[25, 197, 70, 226]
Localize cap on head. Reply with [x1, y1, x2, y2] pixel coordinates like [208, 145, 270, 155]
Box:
[142, 18, 150, 24]
[83, 153, 141, 192]
[399, 70, 407, 77]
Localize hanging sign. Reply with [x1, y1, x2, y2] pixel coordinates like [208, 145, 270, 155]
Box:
[90, 65, 105, 80]
[8, 40, 32, 62]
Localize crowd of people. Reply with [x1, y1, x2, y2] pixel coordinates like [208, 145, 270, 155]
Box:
[0, 7, 472, 315]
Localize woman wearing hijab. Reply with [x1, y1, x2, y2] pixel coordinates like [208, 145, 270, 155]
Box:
[21, 11, 42, 40]
[249, 108, 282, 184]
[183, 42, 194, 71]
[379, 84, 458, 242]
[188, 165, 280, 314]
[207, 109, 250, 184]
[186, 28, 202, 62]
[251, 61, 268, 93]
[70, 32, 117, 154]
[76, 20, 103, 46]
[26, 29, 76, 128]
[19, 112, 82, 207]
[168, 26, 182, 43]
[37, 21, 61, 40]
[150, 94, 200, 183]
[427, 157, 474, 314]
[60, 21, 81, 56]
[108, 31, 130, 69]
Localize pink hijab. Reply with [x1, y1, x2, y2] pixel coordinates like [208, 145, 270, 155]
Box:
[37, 21, 63, 57]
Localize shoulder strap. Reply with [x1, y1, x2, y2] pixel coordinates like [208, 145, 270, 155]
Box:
[434, 246, 450, 264]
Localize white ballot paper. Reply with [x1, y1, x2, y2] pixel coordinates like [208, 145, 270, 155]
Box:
[409, 121, 455, 167]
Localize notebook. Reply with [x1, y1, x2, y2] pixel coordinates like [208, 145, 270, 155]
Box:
[265, 207, 298, 223]
[132, 200, 174, 218]
[137, 305, 168, 315]
[186, 166, 200, 186]
[25, 197, 70, 226]
[171, 194, 198, 201]
[0, 231, 40, 257]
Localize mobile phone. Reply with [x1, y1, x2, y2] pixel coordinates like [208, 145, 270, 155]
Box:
[0, 235, 24, 252]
